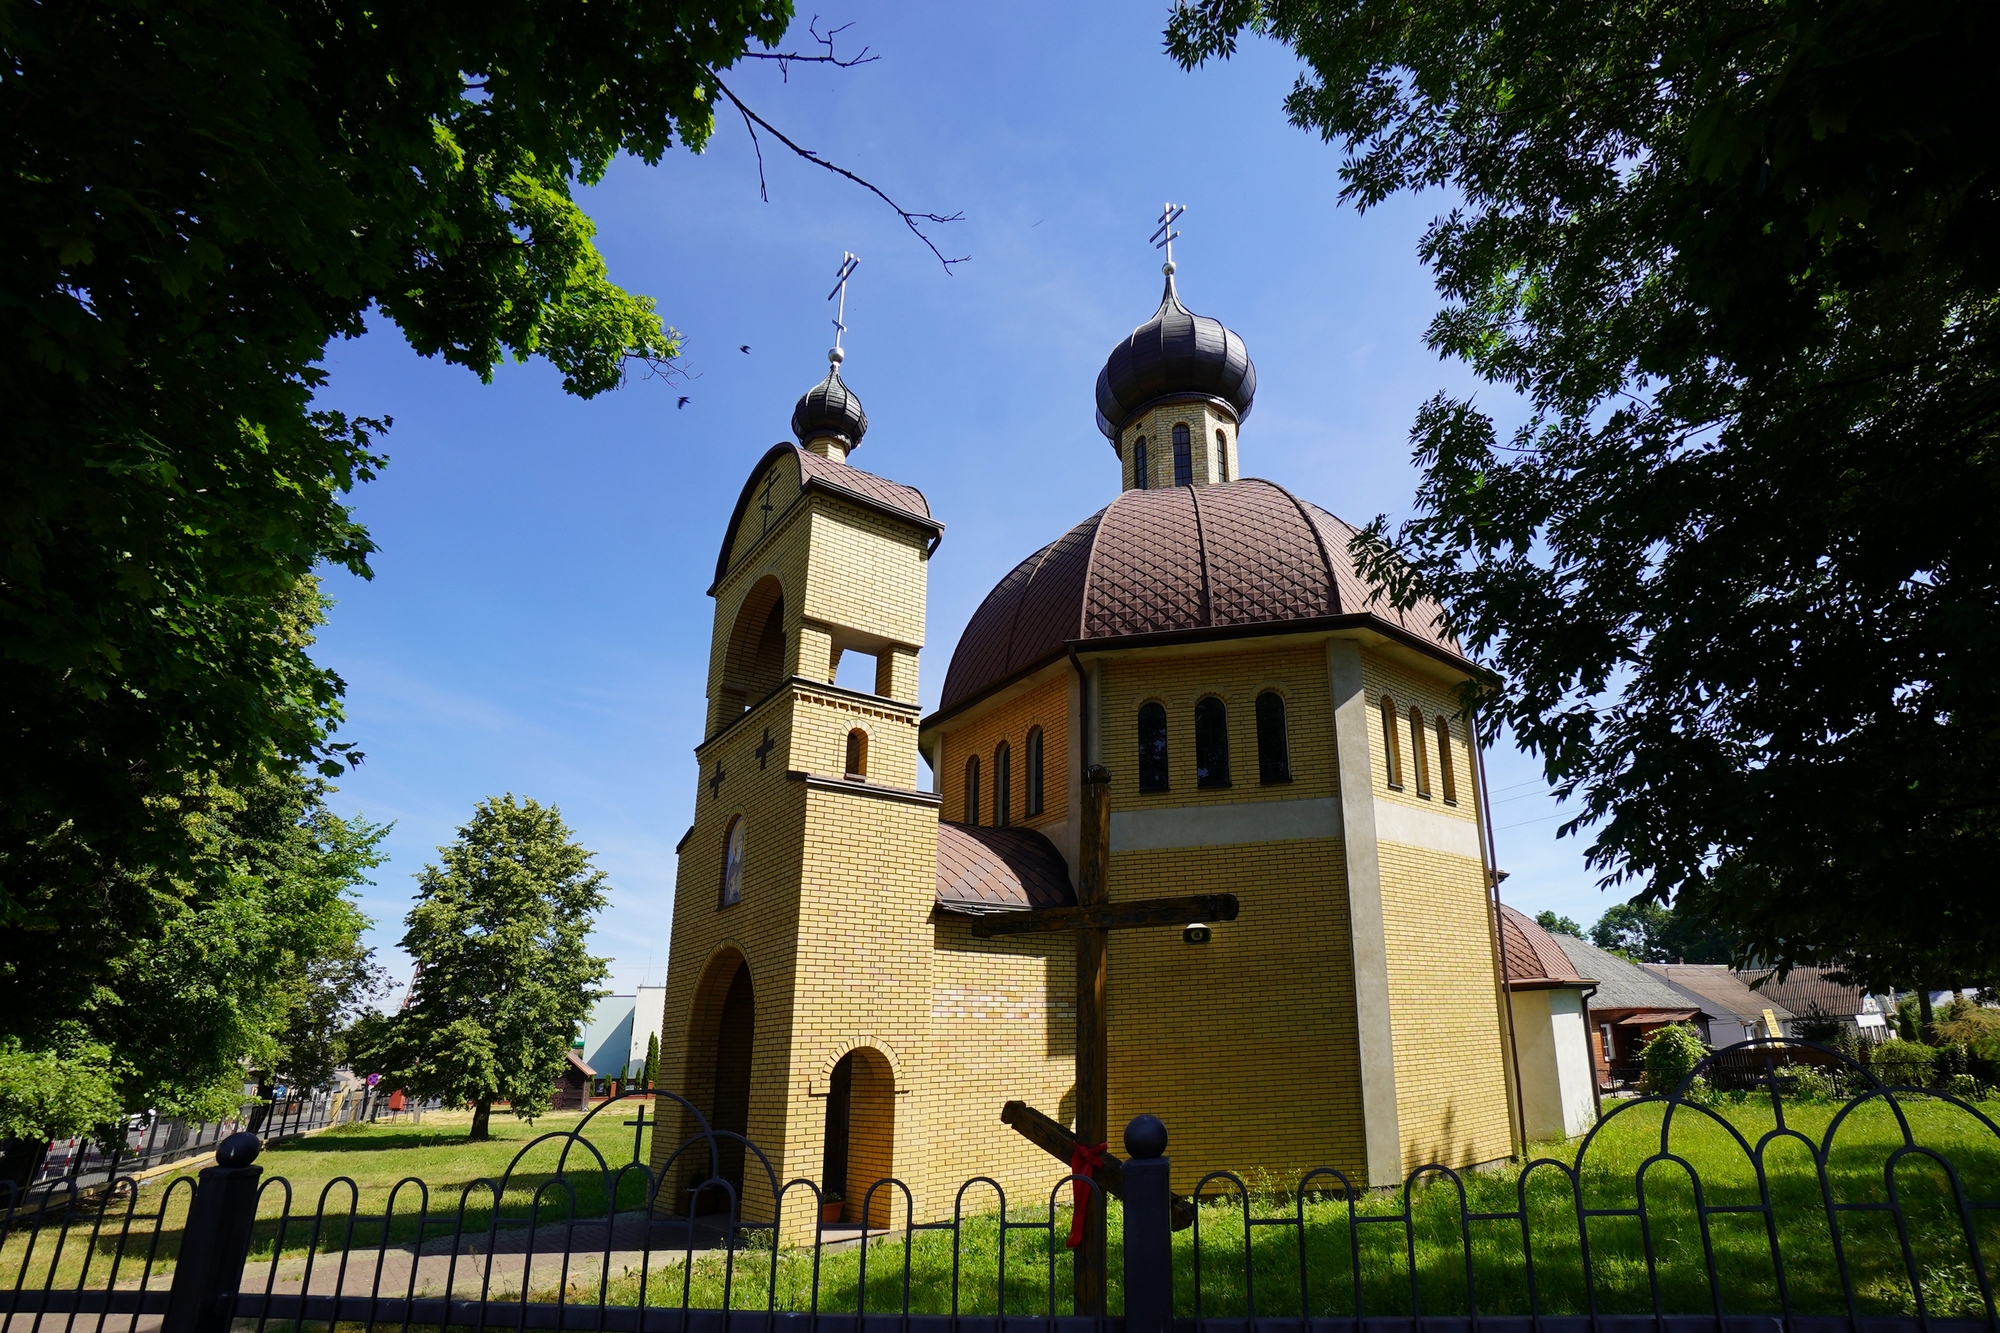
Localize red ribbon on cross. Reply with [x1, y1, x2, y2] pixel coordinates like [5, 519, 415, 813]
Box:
[1066, 1140, 1107, 1249]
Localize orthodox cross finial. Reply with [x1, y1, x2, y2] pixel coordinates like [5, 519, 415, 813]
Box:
[1150, 203, 1187, 277]
[826, 251, 859, 368]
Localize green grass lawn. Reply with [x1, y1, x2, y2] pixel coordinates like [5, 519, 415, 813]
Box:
[9, 1090, 2000, 1320]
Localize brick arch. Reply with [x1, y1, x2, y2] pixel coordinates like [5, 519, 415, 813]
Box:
[679, 944, 755, 1207]
[814, 1035, 907, 1091]
[718, 575, 786, 719]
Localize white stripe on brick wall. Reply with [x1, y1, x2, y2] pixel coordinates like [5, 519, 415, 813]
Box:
[1373, 799, 1482, 859]
[1110, 796, 1341, 851]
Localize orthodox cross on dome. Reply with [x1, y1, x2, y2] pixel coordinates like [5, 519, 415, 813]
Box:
[826, 251, 859, 368]
[1150, 202, 1186, 276]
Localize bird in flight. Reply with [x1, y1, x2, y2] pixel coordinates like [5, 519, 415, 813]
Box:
[677, 396, 691, 409]
[739, 345, 751, 354]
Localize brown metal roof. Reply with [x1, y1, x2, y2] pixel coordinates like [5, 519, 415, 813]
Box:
[1735, 966, 1869, 1021]
[1645, 964, 1796, 1025]
[934, 823, 1076, 915]
[1498, 904, 1591, 988]
[713, 443, 938, 589]
[937, 479, 1467, 712]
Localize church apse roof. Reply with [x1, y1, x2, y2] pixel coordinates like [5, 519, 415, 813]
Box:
[936, 479, 1469, 717]
[934, 823, 1076, 916]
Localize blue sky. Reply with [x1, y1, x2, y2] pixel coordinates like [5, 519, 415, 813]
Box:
[312, 1, 1621, 999]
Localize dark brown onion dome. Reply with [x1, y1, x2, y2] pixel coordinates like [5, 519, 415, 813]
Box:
[791, 363, 869, 449]
[1093, 274, 1256, 441]
[936, 479, 1469, 715]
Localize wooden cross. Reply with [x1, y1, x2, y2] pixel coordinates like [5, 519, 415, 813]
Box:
[708, 762, 727, 797]
[755, 728, 776, 769]
[974, 764, 1238, 1313]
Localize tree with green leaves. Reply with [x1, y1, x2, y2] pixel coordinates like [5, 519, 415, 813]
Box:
[1534, 911, 1583, 937]
[1590, 902, 1734, 965]
[1168, 0, 2000, 990]
[3, 2, 949, 1110]
[645, 1032, 660, 1087]
[360, 796, 609, 1140]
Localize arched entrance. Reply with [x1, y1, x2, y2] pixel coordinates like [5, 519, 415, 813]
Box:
[820, 1047, 895, 1227]
[683, 950, 755, 1214]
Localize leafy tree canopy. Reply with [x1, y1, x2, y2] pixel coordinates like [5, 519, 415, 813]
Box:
[1590, 901, 1733, 965]
[1168, 0, 2000, 990]
[1534, 910, 1583, 937]
[2, 0, 790, 1055]
[358, 795, 609, 1140]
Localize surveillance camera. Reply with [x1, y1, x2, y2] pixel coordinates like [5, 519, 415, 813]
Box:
[1183, 922, 1211, 945]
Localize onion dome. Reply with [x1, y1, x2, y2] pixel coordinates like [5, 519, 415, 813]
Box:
[791, 358, 869, 450]
[1093, 272, 1256, 441]
[937, 479, 1467, 714]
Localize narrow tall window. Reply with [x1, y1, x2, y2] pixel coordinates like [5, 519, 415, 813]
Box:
[1138, 702, 1170, 792]
[1025, 727, 1045, 816]
[994, 741, 1012, 827]
[1409, 706, 1431, 797]
[1132, 437, 1149, 489]
[1217, 429, 1230, 481]
[964, 756, 981, 825]
[1194, 697, 1231, 787]
[1172, 423, 1193, 486]
[720, 817, 746, 906]
[1435, 715, 1458, 804]
[1380, 695, 1403, 788]
[844, 728, 868, 778]
[1256, 691, 1291, 784]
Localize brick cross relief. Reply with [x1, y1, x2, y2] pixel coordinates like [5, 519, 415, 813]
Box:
[708, 762, 726, 797]
[755, 728, 776, 769]
[758, 472, 778, 533]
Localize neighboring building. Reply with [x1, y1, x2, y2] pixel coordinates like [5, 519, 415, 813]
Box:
[1646, 964, 1795, 1047]
[553, 1050, 595, 1112]
[1736, 967, 1887, 1033]
[1498, 905, 1599, 1140]
[652, 255, 1520, 1242]
[631, 984, 667, 1077]
[1553, 935, 1710, 1089]
[577, 994, 637, 1080]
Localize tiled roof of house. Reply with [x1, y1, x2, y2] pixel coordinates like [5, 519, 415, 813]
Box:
[1498, 904, 1592, 987]
[936, 480, 1469, 715]
[1646, 964, 1796, 1025]
[1734, 966, 1869, 1021]
[934, 823, 1076, 916]
[1553, 934, 1710, 1017]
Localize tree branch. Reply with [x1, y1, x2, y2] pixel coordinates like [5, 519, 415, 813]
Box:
[711, 74, 967, 273]
[739, 16, 879, 81]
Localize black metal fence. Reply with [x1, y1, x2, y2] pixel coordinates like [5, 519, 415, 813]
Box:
[4, 1039, 1999, 1332]
[16, 1085, 433, 1205]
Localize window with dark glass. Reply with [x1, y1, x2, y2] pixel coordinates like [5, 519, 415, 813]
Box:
[1025, 727, 1045, 816]
[994, 741, 1012, 826]
[1194, 696, 1230, 788]
[964, 756, 981, 825]
[1380, 695, 1403, 788]
[1217, 428, 1230, 481]
[1137, 702, 1170, 792]
[1435, 715, 1457, 804]
[1255, 692, 1291, 784]
[1132, 437, 1149, 489]
[1172, 423, 1193, 486]
[844, 728, 867, 778]
[1408, 706, 1431, 797]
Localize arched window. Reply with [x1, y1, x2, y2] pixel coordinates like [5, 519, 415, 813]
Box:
[1256, 691, 1291, 784]
[1137, 702, 1170, 792]
[845, 728, 868, 778]
[1132, 437, 1149, 489]
[1435, 715, 1458, 804]
[1194, 696, 1231, 788]
[964, 755, 982, 825]
[1408, 706, 1431, 797]
[720, 817, 746, 906]
[1172, 423, 1193, 486]
[1025, 727, 1045, 816]
[994, 741, 1012, 827]
[1380, 695, 1403, 788]
[1217, 428, 1230, 481]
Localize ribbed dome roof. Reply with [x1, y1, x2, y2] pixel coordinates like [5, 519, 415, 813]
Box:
[1094, 275, 1256, 441]
[938, 479, 1467, 713]
[791, 365, 869, 449]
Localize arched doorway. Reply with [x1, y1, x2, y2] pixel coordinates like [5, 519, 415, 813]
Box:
[683, 951, 755, 1215]
[819, 1047, 895, 1227]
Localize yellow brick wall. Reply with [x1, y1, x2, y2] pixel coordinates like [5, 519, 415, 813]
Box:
[724, 451, 805, 574]
[787, 686, 922, 792]
[1101, 646, 1336, 806]
[1117, 402, 1239, 490]
[932, 675, 1070, 831]
[1359, 652, 1478, 822]
[802, 503, 929, 658]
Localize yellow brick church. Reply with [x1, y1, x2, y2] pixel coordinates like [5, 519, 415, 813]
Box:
[650, 259, 1518, 1235]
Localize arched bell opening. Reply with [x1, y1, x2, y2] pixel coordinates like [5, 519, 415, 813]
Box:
[819, 1046, 896, 1228]
[717, 576, 786, 722]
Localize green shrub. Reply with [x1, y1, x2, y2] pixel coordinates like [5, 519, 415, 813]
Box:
[1871, 1038, 1938, 1087]
[1638, 1023, 1709, 1095]
[1784, 1066, 1845, 1102]
[1943, 1073, 1987, 1102]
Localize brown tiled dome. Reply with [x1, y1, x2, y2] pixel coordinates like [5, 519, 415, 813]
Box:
[937, 479, 1469, 714]
[934, 823, 1075, 915]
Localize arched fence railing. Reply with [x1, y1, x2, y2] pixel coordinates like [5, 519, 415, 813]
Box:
[1, 1040, 1994, 1331]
